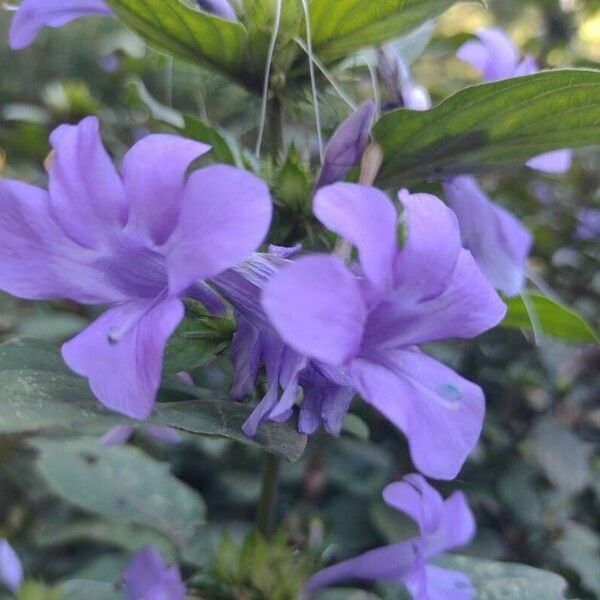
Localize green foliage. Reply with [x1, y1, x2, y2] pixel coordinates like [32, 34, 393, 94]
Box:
[58, 580, 125, 600]
[16, 582, 61, 600]
[374, 70, 600, 184]
[501, 292, 598, 343]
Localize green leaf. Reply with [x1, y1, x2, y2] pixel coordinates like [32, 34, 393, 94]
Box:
[104, 0, 250, 86]
[557, 522, 600, 596]
[436, 555, 569, 599]
[58, 580, 125, 600]
[501, 292, 598, 343]
[373, 70, 600, 184]
[32, 436, 206, 547]
[183, 115, 241, 166]
[308, 0, 476, 64]
[0, 339, 307, 461]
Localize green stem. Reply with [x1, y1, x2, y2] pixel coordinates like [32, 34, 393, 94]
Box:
[269, 95, 285, 160]
[256, 452, 281, 539]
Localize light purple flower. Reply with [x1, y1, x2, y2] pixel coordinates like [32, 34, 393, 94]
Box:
[457, 27, 571, 174]
[575, 208, 600, 240]
[212, 251, 355, 437]
[263, 185, 506, 479]
[8, 0, 113, 50]
[316, 101, 375, 189]
[443, 176, 533, 297]
[101, 425, 182, 447]
[378, 44, 431, 111]
[7, 0, 238, 50]
[122, 546, 186, 600]
[304, 474, 475, 599]
[0, 540, 23, 595]
[0, 116, 272, 419]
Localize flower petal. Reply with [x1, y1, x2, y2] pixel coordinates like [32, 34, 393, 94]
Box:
[444, 176, 532, 297]
[263, 255, 367, 365]
[383, 474, 444, 537]
[316, 101, 375, 188]
[526, 149, 572, 174]
[62, 296, 184, 419]
[457, 28, 519, 81]
[48, 116, 127, 249]
[406, 565, 475, 600]
[394, 190, 462, 301]
[197, 0, 238, 21]
[0, 539, 23, 594]
[314, 183, 398, 292]
[304, 541, 419, 595]
[351, 350, 485, 480]
[0, 179, 124, 303]
[9, 0, 112, 49]
[167, 165, 272, 294]
[122, 134, 210, 245]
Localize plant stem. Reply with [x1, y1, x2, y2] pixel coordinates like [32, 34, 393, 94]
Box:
[269, 95, 285, 160]
[256, 452, 281, 539]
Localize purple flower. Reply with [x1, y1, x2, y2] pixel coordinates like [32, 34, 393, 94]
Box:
[7, 0, 238, 49]
[212, 251, 355, 437]
[443, 176, 533, 297]
[304, 474, 475, 599]
[262, 185, 506, 479]
[101, 425, 182, 447]
[316, 101, 375, 189]
[0, 116, 272, 419]
[378, 44, 431, 111]
[575, 208, 600, 240]
[0, 540, 23, 595]
[457, 27, 571, 174]
[122, 546, 186, 600]
[8, 0, 113, 50]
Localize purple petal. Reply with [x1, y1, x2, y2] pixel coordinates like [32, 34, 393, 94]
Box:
[262, 255, 367, 365]
[515, 55, 538, 76]
[122, 546, 186, 600]
[526, 149, 572, 174]
[406, 565, 474, 600]
[394, 190, 462, 302]
[0, 540, 23, 594]
[575, 208, 600, 240]
[144, 426, 182, 445]
[101, 425, 134, 447]
[457, 28, 519, 81]
[196, 0, 238, 21]
[351, 350, 485, 480]
[166, 165, 272, 294]
[0, 179, 124, 303]
[48, 117, 127, 249]
[316, 101, 375, 188]
[304, 540, 419, 595]
[62, 296, 184, 419]
[444, 176, 532, 297]
[383, 474, 444, 537]
[424, 491, 476, 557]
[230, 312, 263, 398]
[9, 0, 112, 49]
[122, 134, 210, 245]
[314, 183, 398, 292]
[366, 249, 506, 349]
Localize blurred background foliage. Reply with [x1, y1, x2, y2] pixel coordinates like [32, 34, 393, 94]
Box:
[0, 0, 598, 598]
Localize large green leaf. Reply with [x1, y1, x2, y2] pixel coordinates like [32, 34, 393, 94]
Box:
[501, 292, 598, 343]
[0, 339, 307, 461]
[33, 436, 206, 547]
[437, 555, 569, 599]
[308, 0, 477, 64]
[373, 70, 600, 185]
[104, 0, 251, 85]
[59, 580, 125, 600]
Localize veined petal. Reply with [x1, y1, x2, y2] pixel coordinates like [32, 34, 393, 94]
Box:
[394, 190, 462, 301]
[444, 176, 532, 297]
[316, 101, 375, 188]
[314, 183, 397, 292]
[351, 350, 485, 480]
[526, 149, 572, 174]
[122, 134, 210, 245]
[383, 474, 444, 538]
[48, 116, 127, 249]
[0, 179, 125, 303]
[167, 165, 272, 294]
[62, 296, 184, 419]
[9, 0, 112, 49]
[304, 541, 419, 595]
[262, 255, 367, 366]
